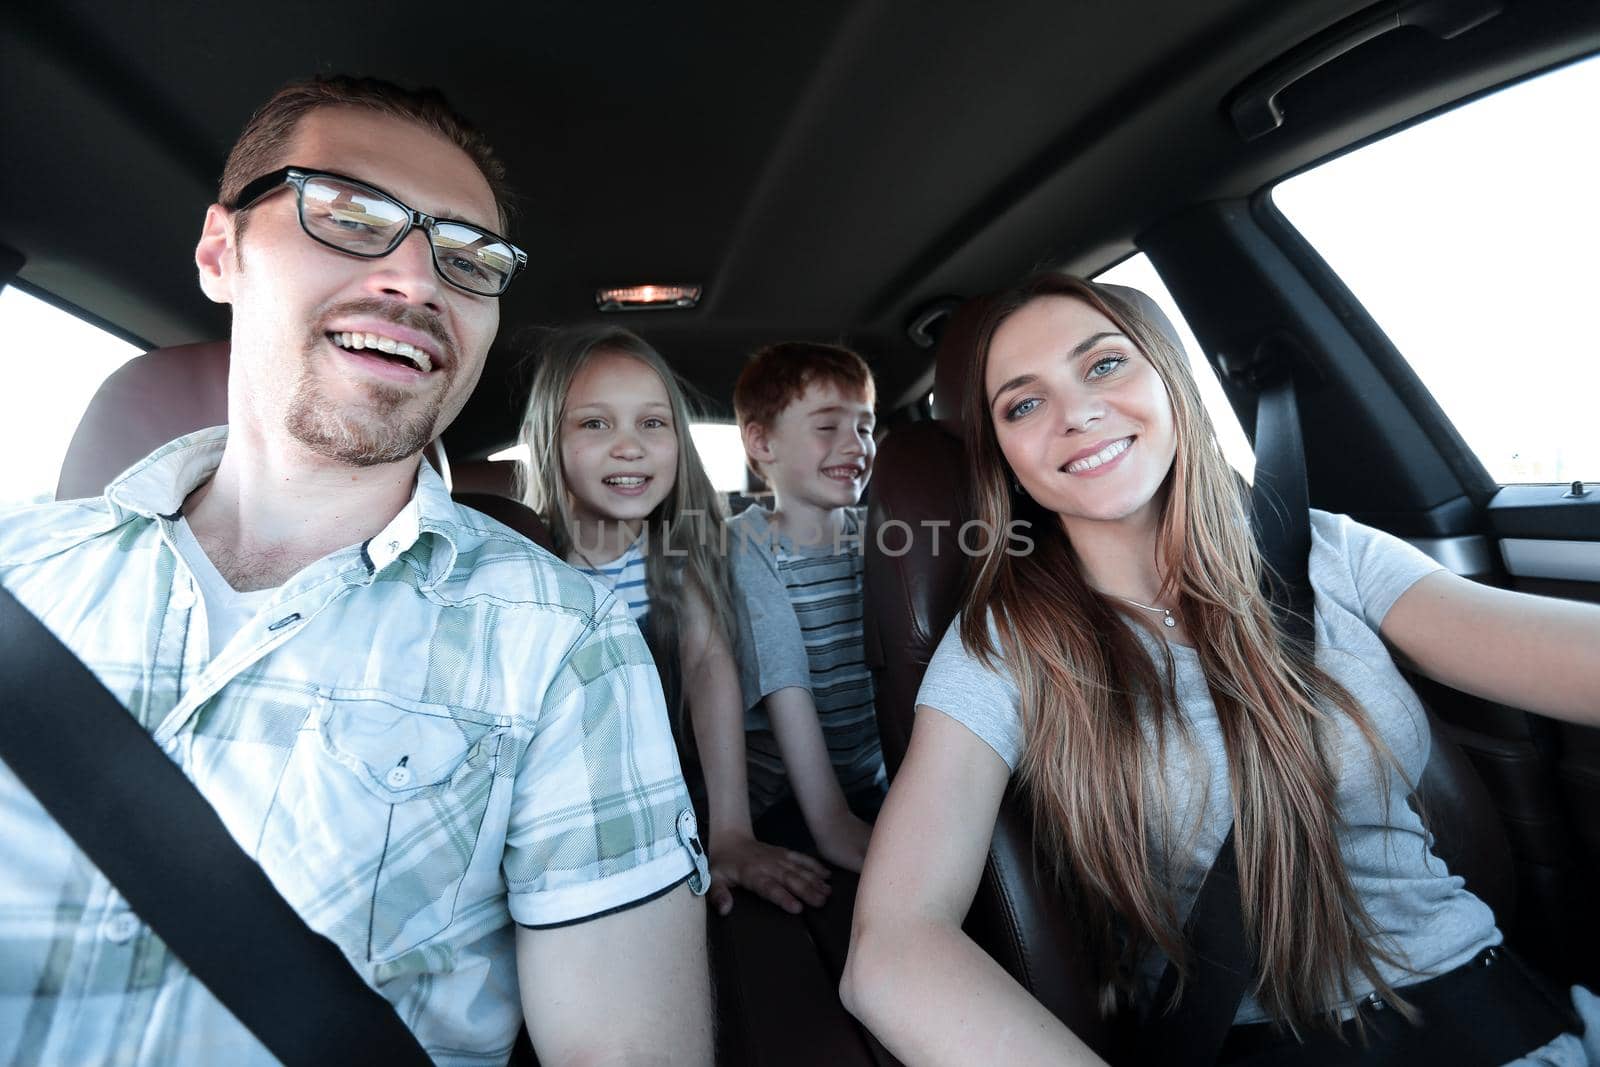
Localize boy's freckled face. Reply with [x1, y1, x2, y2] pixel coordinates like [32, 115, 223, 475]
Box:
[757, 381, 876, 511]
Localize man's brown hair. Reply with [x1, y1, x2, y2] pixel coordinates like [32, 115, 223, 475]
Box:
[219, 75, 515, 233]
[732, 341, 876, 437]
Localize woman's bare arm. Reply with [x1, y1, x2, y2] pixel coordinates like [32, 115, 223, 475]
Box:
[841, 707, 1107, 1067]
[1381, 570, 1600, 726]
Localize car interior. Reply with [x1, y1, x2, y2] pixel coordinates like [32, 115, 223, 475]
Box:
[3, 1, 1598, 1064]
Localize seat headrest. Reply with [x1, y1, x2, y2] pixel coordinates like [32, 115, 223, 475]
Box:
[929, 281, 1185, 430]
[55, 340, 452, 500]
[56, 341, 232, 501]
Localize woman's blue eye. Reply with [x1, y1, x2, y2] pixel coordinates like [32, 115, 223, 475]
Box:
[1087, 354, 1128, 379]
[1005, 397, 1041, 421]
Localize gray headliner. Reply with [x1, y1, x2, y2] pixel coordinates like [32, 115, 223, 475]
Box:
[2, 0, 1595, 457]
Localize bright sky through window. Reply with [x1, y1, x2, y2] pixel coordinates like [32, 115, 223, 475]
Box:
[0, 288, 141, 511]
[1274, 53, 1600, 484]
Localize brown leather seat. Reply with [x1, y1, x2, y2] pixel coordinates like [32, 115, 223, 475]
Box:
[55, 340, 555, 552]
[861, 283, 1515, 1059]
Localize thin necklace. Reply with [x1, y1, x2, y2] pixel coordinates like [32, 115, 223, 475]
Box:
[1114, 594, 1178, 629]
[569, 522, 638, 578]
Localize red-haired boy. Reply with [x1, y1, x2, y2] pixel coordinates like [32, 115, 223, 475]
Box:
[729, 342, 884, 870]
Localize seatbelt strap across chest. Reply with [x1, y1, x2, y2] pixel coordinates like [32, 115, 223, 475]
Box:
[0, 583, 435, 1067]
[1136, 373, 1313, 1065]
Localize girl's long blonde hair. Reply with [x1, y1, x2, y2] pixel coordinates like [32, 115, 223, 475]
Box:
[517, 325, 737, 704]
[960, 274, 1413, 1032]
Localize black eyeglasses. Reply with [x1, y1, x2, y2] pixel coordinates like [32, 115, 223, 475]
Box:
[229, 166, 527, 297]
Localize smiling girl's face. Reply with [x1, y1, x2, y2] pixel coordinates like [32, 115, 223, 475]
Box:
[985, 295, 1177, 535]
[560, 349, 680, 529]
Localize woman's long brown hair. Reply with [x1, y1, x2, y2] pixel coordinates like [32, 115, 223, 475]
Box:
[959, 274, 1414, 1033]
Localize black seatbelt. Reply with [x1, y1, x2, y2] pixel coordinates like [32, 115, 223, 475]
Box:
[1137, 374, 1312, 1065]
[1249, 375, 1315, 647]
[0, 583, 435, 1067]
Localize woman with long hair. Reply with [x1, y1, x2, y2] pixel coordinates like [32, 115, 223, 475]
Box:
[520, 324, 832, 915]
[840, 274, 1600, 1064]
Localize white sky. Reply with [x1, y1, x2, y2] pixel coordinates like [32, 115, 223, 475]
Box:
[3, 52, 1594, 512]
[0, 288, 141, 508]
[1274, 53, 1600, 485]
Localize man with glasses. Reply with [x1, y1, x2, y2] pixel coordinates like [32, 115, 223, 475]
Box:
[0, 77, 712, 1065]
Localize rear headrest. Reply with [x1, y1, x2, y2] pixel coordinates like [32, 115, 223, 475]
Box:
[450, 459, 521, 499]
[928, 280, 1184, 430]
[56, 340, 451, 500]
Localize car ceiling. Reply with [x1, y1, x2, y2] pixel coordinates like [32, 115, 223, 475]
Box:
[3, 0, 1597, 460]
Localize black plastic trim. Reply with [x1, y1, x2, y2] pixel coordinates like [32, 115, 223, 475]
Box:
[5, 277, 153, 353]
[1485, 485, 1600, 541]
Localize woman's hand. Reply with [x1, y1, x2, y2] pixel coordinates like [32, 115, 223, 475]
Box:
[708, 833, 832, 915]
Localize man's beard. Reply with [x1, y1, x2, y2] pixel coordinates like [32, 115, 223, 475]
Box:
[284, 325, 451, 467]
[280, 299, 457, 470]
[285, 371, 444, 466]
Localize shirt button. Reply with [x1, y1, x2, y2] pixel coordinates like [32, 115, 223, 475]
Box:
[103, 913, 141, 944]
[385, 766, 413, 788]
[169, 584, 196, 610]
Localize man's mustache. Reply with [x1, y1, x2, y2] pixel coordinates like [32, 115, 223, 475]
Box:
[314, 297, 457, 368]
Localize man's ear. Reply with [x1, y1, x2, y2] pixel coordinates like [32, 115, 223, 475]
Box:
[741, 420, 775, 470]
[195, 204, 237, 305]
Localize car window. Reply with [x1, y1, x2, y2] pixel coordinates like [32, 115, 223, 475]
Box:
[688, 422, 748, 493]
[0, 287, 142, 510]
[1272, 53, 1600, 486]
[1094, 253, 1255, 478]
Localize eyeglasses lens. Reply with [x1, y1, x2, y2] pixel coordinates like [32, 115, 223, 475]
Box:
[431, 222, 516, 295]
[300, 177, 408, 254]
[299, 175, 515, 296]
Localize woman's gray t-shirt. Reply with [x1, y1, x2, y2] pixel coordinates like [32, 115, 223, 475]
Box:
[916, 510, 1500, 1025]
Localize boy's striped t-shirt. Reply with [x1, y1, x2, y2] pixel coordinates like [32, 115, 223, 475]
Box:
[729, 505, 884, 817]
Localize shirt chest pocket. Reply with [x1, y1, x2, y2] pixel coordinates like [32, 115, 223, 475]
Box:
[261, 690, 512, 965]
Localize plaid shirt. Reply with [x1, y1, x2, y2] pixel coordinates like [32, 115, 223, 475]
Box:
[0, 428, 707, 1067]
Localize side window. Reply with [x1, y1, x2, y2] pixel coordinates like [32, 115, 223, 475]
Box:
[1273, 53, 1600, 485]
[687, 422, 749, 494]
[0, 287, 141, 510]
[1094, 254, 1255, 478]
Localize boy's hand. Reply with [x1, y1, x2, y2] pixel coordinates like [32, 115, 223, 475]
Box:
[708, 834, 832, 916]
[813, 812, 874, 873]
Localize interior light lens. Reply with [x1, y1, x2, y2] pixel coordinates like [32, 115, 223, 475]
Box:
[595, 284, 702, 311]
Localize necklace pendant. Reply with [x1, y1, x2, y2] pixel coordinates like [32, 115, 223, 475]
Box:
[1162, 611, 1177, 628]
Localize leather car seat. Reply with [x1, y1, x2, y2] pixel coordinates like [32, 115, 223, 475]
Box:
[861, 282, 1515, 1060]
[55, 340, 555, 552]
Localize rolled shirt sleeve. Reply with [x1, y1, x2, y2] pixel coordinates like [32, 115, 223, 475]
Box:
[502, 599, 707, 928]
